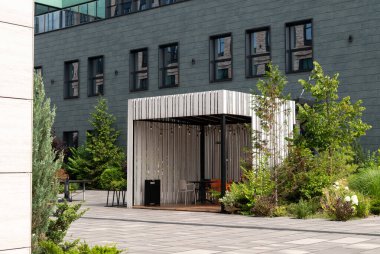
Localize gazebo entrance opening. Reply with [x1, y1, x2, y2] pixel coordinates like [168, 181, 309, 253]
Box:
[132, 115, 251, 208]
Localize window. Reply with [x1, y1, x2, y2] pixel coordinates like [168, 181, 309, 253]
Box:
[160, 0, 177, 5]
[107, 0, 166, 17]
[63, 131, 79, 148]
[88, 56, 104, 96]
[246, 28, 270, 77]
[130, 48, 148, 91]
[286, 20, 313, 73]
[159, 43, 179, 88]
[63, 131, 79, 161]
[136, 0, 148, 10]
[34, 66, 43, 77]
[64, 60, 79, 99]
[108, 0, 132, 17]
[210, 34, 232, 82]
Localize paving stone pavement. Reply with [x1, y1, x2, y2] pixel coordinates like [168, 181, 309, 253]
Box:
[66, 191, 380, 254]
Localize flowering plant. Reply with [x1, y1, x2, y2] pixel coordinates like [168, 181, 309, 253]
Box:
[321, 180, 360, 221]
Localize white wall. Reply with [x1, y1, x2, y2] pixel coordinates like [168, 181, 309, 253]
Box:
[0, 0, 33, 253]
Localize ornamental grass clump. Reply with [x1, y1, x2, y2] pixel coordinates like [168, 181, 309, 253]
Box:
[349, 168, 380, 198]
[288, 199, 318, 219]
[321, 180, 360, 221]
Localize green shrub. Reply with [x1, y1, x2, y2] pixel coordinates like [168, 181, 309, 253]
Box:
[370, 199, 380, 215]
[289, 199, 315, 219]
[321, 180, 359, 221]
[78, 243, 123, 254]
[99, 167, 127, 191]
[46, 201, 87, 244]
[299, 169, 332, 200]
[252, 195, 276, 217]
[59, 183, 80, 194]
[208, 189, 221, 203]
[219, 162, 274, 214]
[39, 241, 123, 254]
[279, 147, 355, 202]
[349, 168, 380, 198]
[333, 198, 355, 221]
[273, 205, 288, 217]
[219, 184, 249, 214]
[39, 240, 64, 254]
[356, 194, 371, 218]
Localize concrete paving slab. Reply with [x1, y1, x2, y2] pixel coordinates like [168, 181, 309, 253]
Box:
[65, 191, 380, 254]
[345, 243, 380, 250]
[286, 238, 327, 245]
[330, 237, 370, 244]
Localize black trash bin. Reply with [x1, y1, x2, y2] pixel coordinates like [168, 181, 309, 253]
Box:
[144, 180, 160, 206]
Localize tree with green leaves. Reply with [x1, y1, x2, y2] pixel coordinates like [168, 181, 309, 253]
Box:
[67, 98, 125, 187]
[278, 62, 371, 202]
[32, 74, 63, 250]
[251, 63, 290, 205]
[297, 62, 371, 153]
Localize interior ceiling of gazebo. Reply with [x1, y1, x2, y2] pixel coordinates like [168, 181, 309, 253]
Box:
[138, 114, 252, 126]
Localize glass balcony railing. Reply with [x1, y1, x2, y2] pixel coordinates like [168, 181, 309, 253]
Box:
[34, 0, 186, 34]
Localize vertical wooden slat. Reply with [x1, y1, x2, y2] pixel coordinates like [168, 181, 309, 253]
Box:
[129, 91, 296, 205]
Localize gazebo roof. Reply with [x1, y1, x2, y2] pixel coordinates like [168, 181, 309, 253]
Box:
[128, 90, 253, 122]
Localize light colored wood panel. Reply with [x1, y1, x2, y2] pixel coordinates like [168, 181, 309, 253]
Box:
[0, 173, 31, 250]
[0, 99, 32, 173]
[126, 100, 134, 207]
[0, 23, 33, 100]
[0, 248, 31, 254]
[0, 0, 33, 27]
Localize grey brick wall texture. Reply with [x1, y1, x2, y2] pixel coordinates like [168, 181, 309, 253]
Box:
[34, 0, 380, 151]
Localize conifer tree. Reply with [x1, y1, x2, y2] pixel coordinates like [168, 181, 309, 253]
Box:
[32, 74, 63, 249]
[67, 98, 125, 187]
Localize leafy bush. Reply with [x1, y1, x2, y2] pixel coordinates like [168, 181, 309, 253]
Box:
[59, 183, 80, 194]
[219, 184, 249, 214]
[273, 206, 288, 217]
[39, 240, 123, 254]
[299, 169, 332, 200]
[219, 161, 274, 214]
[349, 168, 380, 198]
[46, 201, 87, 244]
[252, 195, 276, 217]
[288, 199, 318, 219]
[370, 199, 380, 215]
[356, 193, 371, 218]
[279, 146, 355, 202]
[321, 181, 359, 221]
[332, 198, 355, 222]
[99, 167, 127, 191]
[39, 240, 64, 254]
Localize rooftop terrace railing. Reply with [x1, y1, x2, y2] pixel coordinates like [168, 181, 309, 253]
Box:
[34, 0, 187, 34]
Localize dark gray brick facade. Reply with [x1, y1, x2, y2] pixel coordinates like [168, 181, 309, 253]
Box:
[34, 0, 380, 150]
